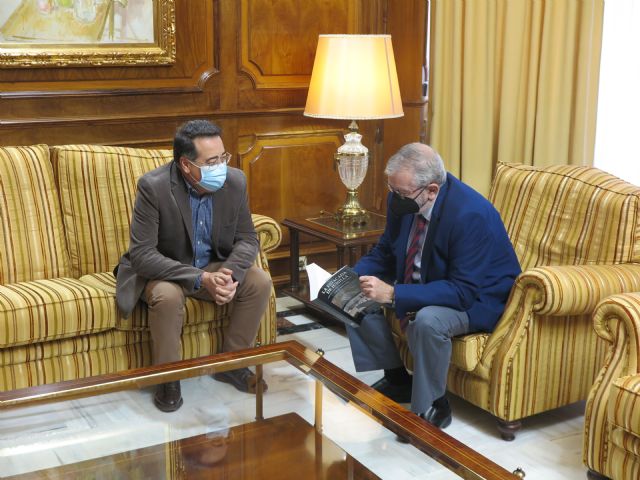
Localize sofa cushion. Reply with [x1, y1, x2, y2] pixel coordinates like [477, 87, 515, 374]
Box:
[0, 322, 224, 391]
[610, 374, 640, 438]
[611, 427, 640, 457]
[387, 308, 489, 372]
[79, 272, 229, 331]
[489, 162, 640, 271]
[0, 278, 116, 348]
[0, 145, 71, 283]
[451, 333, 489, 371]
[51, 145, 172, 278]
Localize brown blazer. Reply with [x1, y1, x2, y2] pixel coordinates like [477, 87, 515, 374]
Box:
[115, 161, 259, 318]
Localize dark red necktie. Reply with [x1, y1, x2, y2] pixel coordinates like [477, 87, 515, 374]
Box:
[400, 215, 427, 332]
[403, 215, 427, 285]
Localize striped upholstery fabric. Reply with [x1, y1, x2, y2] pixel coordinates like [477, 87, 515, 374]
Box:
[386, 309, 488, 372]
[0, 144, 281, 392]
[52, 145, 279, 345]
[0, 278, 116, 348]
[0, 322, 225, 391]
[451, 333, 489, 372]
[584, 293, 640, 480]
[0, 145, 71, 283]
[51, 145, 171, 277]
[389, 163, 640, 432]
[610, 375, 640, 438]
[490, 163, 640, 269]
[79, 272, 229, 331]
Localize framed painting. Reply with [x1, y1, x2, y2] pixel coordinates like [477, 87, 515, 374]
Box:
[0, 0, 176, 67]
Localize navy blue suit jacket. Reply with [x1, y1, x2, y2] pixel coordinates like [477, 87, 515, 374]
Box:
[354, 173, 521, 332]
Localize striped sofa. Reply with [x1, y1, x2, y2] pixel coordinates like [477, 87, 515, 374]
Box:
[584, 292, 640, 480]
[0, 144, 281, 392]
[388, 162, 640, 440]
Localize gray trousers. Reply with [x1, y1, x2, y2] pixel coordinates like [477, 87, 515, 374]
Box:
[347, 305, 469, 414]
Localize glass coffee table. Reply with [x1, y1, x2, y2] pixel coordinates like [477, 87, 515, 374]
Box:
[0, 341, 521, 479]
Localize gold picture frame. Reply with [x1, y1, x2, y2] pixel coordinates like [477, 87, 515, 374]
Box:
[0, 0, 176, 68]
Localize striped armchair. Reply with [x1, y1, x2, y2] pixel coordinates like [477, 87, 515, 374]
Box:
[584, 293, 640, 480]
[0, 144, 281, 391]
[389, 162, 640, 439]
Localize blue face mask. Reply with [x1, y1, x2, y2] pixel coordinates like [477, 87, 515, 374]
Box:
[191, 162, 227, 192]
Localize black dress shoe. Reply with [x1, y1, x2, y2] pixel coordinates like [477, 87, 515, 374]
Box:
[154, 381, 183, 412]
[370, 377, 412, 403]
[214, 368, 268, 394]
[422, 404, 452, 429]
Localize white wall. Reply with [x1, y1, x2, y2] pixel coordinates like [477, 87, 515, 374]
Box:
[593, 0, 640, 186]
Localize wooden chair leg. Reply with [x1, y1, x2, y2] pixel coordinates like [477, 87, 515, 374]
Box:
[586, 469, 611, 480]
[496, 419, 522, 441]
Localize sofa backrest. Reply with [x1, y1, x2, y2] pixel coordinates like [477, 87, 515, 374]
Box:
[0, 145, 71, 283]
[51, 145, 172, 277]
[489, 162, 640, 271]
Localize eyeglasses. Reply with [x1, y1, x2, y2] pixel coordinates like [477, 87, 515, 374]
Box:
[387, 183, 426, 200]
[192, 151, 232, 168]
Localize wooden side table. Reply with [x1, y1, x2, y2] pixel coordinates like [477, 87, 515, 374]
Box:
[281, 213, 386, 310]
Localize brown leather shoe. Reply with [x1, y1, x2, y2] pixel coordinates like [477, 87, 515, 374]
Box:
[214, 368, 268, 394]
[154, 381, 183, 412]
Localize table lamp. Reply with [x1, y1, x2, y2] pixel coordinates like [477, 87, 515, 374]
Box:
[304, 34, 404, 225]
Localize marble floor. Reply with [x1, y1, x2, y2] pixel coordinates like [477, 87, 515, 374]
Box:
[276, 295, 589, 480]
[0, 296, 589, 479]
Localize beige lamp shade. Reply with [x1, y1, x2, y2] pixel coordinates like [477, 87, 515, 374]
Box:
[304, 34, 404, 120]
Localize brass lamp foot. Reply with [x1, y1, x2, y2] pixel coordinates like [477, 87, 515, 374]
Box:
[335, 188, 369, 226]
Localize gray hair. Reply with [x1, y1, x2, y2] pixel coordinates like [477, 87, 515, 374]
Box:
[384, 143, 447, 187]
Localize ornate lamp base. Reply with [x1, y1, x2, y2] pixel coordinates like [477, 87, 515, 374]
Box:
[334, 121, 370, 226]
[335, 189, 369, 226]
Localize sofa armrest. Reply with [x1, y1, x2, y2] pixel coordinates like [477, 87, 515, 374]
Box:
[516, 263, 640, 316]
[584, 293, 640, 475]
[593, 292, 640, 363]
[477, 264, 640, 376]
[251, 214, 282, 254]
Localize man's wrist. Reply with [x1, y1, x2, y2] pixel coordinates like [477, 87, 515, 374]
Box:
[194, 272, 203, 291]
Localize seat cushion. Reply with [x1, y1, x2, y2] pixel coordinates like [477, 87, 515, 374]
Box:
[609, 375, 640, 480]
[51, 145, 172, 278]
[79, 272, 229, 331]
[0, 278, 116, 348]
[387, 308, 489, 372]
[0, 322, 224, 391]
[451, 333, 489, 371]
[610, 374, 640, 438]
[0, 144, 71, 283]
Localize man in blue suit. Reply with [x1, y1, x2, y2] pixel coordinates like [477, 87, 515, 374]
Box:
[347, 143, 520, 429]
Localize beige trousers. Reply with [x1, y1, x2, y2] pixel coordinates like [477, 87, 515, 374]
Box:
[143, 262, 271, 365]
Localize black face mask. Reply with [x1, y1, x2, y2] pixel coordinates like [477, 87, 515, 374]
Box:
[389, 192, 421, 216]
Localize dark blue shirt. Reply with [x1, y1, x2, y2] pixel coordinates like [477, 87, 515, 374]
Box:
[186, 182, 213, 289]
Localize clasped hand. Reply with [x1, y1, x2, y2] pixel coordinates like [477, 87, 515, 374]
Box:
[359, 275, 394, 304]
[201, 267, 238, 305]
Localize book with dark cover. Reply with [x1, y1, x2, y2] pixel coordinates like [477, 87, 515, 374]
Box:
[311, 266, 381, 328]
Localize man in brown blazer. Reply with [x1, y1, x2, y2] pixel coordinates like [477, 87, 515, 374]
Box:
[115, 120, 271, 412]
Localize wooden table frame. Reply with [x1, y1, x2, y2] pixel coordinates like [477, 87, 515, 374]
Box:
[282, 213, 386, 297]
[0, 341, 519, 480]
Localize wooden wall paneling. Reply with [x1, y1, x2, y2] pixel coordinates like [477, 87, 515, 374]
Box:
[239, 128, 345, 236]
[384, 0, 429, 148]
[364, 0, 429, 215]
[239, 125, 348, 285]
[0, 0, 218, 148]
[0, 0, 428, 287]
[238, 0, 368, 90]
[0, 0, 215, 93]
